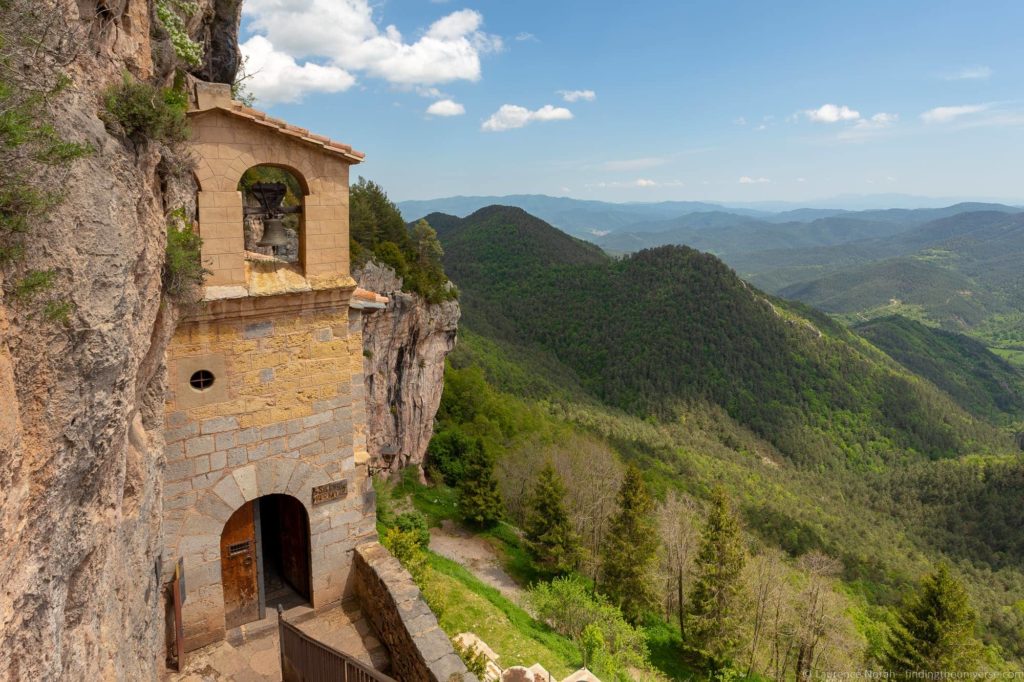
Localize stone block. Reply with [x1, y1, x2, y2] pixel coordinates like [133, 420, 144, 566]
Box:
[302, 411, 335, 428]
[233, 465, 258, 501]
[166, 459, 193, 482]
[201, 415, 238, 434]
[236, 427, 260, 446]
[186, 435, 215, 457]
[300, 441, 324, 458]
[191, 471, 221, 490]
[288, 428, 318, 449]
[164, 492, 196, 511]
[167, 423, 199, 444]
[243, 320, 274, 339]
[196, 490, 232, 522]
[212, 473, 244, 511]
[210, 450, 227, 471]
[226, 446, 247, 467]
[259, 422, 286, 440]
[214, 431, 235, 451]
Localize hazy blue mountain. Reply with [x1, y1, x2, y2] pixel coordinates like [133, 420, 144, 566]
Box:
[399, 195, 770, 237]
[775, 211, 1024, 330]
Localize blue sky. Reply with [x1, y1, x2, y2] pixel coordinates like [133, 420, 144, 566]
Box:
[240, 0, 1024, 204]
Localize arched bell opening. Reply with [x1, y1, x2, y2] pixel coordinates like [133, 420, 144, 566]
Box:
[220, 494, 312, 630]
[238, 164, 308, 273]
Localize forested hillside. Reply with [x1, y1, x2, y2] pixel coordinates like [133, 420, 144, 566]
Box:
[437, 206, 1007, 469]
[854, 316, 1024, 423]
[370, 202, 1023, 679]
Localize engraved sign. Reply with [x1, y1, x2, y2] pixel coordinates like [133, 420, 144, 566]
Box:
[311, 480, 348, 506]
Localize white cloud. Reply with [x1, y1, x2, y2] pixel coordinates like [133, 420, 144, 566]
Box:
[481, 104, 573, 131]
[945, 66, 992, 81]
[586, 178, 683, 189]
[426, 99, 465, 116]
[796, 177, 807, 183]
[241, 36, 356, 105]
[515, 32, 538, 42]
[805, 104, 861, 123]
[240, 1, 502, 104]
[600, 157, 668, 172]
[837, 111, 899, 140]
[921, 103, 990, 124]
[739, 176, 771, 184]
[734, 116, 747, 126]
[558, 89, 596, 103]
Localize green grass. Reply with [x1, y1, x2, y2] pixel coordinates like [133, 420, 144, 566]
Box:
[423, 551, 580, 677]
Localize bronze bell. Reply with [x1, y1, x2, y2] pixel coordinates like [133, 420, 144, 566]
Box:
[257, 217, 289, 248]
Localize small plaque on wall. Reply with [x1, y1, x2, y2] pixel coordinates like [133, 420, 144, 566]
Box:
[311, 480, 348, 506]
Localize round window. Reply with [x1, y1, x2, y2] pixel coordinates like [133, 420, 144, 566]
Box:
[189, 369, 215, 391]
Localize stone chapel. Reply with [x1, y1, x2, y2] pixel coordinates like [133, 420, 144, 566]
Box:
[160, 81, 388, 651]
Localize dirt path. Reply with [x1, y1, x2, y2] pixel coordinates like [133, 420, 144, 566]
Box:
[429, 520, 525, 603]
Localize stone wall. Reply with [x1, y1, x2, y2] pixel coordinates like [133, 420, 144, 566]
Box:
[353, 542, 477, 682]
[163, 290, 376, 650]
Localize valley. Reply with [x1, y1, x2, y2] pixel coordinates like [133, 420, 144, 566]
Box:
[375, 200, 1024, 679]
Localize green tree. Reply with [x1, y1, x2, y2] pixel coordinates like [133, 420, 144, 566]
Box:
[882, 563, 984, 674]
[349, 177, 410, 256]
[687, 487, 747, 661]
[524, 464, 581, 575]
[457, 438, 504, 527]
[599, 466, 659, 623]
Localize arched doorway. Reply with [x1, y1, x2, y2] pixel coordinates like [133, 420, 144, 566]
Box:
[220, 494, 312, 629]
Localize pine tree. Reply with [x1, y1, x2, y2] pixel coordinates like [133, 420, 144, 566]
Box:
[457, 438, 504, 527]
[686, 487, 747, 661]
[883, 563, 983, 675]
[598, 465, 659, 623]
[524, 464, 581, 575]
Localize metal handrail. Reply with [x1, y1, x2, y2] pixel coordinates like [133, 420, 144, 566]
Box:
[278, 604, 396, 682]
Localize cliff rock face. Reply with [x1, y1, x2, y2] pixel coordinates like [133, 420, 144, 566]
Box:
[0, 1, 222, 678]
[358, 263, 460, 473]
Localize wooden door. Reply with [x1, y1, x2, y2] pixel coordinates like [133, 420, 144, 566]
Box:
[278, 498, 310, 600]
[221, 502, 260, 629]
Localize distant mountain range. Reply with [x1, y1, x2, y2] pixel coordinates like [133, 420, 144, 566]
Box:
[404, 196, 1024, 364]
[398, 193, 1023, 239]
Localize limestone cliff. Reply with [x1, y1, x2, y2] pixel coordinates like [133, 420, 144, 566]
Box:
[357, 262, 460, 473]
[0, 1, 228, 678]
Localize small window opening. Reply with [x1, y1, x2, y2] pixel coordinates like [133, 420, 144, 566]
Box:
[189, 369, 215, 391]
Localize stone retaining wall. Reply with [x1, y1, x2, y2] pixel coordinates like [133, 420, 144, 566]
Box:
[353, 542, 478, 682]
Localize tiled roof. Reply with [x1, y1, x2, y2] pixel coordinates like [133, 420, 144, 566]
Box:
[350, 287, 389, 309]
[193, 101, 365, 163]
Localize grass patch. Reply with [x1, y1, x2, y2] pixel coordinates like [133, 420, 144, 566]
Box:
[424, 550, 579, 677]
[642, 620, 703, 681]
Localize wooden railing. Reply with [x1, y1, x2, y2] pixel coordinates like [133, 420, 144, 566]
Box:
[277, 605, 396, 682]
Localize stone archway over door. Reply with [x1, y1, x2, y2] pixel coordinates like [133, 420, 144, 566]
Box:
[220, 494, 311, 630]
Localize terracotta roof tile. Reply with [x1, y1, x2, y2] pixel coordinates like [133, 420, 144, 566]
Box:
[191, 102, 365, 163]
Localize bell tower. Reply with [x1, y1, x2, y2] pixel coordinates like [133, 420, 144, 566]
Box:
[161, 81, 388, 652]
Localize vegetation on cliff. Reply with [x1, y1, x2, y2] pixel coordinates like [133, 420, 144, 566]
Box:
[0, 4, 92, 321]
[349, 178, 455, 303]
